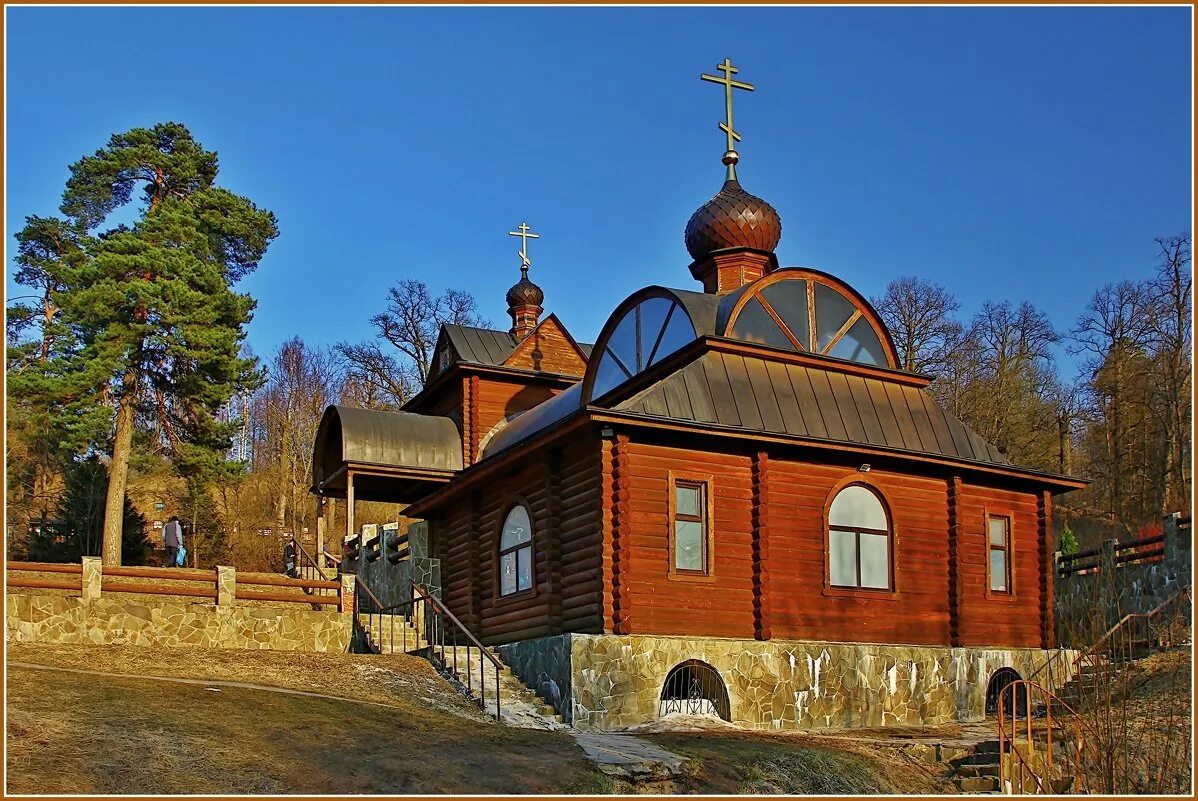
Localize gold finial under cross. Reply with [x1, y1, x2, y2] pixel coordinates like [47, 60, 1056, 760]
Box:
[508, 222, 540, 273]
[701, 57, 755, 180]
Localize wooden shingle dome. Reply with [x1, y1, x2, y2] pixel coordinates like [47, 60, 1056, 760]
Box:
[684, 178, 782, 261]
[505, 273, 544, 308]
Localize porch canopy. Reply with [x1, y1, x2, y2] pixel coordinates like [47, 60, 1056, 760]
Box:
[311, 405, 462, 503]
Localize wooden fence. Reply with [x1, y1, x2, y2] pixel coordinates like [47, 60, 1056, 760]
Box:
[1056, 532, 1168, 578]
[6, 559, 350, 611]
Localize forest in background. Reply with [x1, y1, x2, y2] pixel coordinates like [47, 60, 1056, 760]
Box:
[4, 122, 1192, 570]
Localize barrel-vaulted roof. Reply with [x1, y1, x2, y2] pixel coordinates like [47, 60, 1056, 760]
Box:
[311, 405, 462, 502]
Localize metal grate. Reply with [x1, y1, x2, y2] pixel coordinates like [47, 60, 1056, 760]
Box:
[986, 667, 1025, 716]
[658, 660, 731, 721]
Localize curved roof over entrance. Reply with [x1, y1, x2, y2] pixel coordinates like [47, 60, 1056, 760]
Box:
[311, 405, 462, 502]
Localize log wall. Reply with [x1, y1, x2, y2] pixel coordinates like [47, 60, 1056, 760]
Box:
[434, 436, 603, 644]
[601, 438, 1047, 648]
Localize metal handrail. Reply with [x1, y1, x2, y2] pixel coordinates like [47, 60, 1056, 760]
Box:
[997, 679, 1097, 795]
[295, 541, 334, 582]
[351, 577, 502, 722]
[1078, 586, 1191, 671]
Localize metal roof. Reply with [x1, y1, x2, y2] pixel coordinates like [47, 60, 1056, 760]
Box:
[615, 351, 1012, 467]
[443, 324, 594, 367]
[311, 405, 463, 497]
[481, 381, 584, 459]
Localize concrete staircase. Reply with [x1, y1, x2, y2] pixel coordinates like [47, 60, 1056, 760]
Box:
[1055, 657, 1136, 709]
[432, 643, 569, 730]
[952, 738, 1078, 794]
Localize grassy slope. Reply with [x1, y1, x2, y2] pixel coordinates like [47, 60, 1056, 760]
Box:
[6, 642, 951, 795]
[6, 645, 607, 795]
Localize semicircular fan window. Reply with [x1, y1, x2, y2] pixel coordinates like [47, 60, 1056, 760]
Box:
[590, 296, 697, 400]
[729, 276, 889, 367]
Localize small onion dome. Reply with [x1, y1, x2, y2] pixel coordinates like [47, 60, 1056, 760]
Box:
[505, 272, 544, 308]
[684, 178, 782, 261]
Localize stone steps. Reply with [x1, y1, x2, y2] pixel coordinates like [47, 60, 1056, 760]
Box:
[357, 614, 426, 654]
[433, 644, 568, 729]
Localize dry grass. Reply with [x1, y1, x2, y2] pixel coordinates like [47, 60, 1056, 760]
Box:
[6, 650, 606, 795]
[644, 729, 952, 794]
[6, 641, 480, 715]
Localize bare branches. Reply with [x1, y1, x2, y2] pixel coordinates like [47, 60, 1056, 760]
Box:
[872, 276, 961, 374]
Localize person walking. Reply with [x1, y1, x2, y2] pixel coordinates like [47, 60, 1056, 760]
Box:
[283, 535, 298, 579]
[163, 516, 183, 568]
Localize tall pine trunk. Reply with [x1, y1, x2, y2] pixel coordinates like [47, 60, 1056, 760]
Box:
[101, 383, 137, 565]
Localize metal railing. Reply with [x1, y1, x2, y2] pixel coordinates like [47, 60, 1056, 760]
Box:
[352, 576, 503, 722]
[997, 679, 1095, 794]
[1080, 586, 1191, 668]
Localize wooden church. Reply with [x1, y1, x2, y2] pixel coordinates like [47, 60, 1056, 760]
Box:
[313, 60, 1085, 731]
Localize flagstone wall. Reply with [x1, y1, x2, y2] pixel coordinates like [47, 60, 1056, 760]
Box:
[6, 592, 352, 653]
[498, 632, 1073, 732]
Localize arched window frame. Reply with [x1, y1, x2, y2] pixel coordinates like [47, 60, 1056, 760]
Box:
[723, 269, 900, 369]
[495, 501, 536, 600]
[822, 477, 899, 598]
[582, 288, 701, 404]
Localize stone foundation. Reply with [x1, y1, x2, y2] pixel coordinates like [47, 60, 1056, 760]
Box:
[498, 632, 1073, 732]
[6, 592, 352, 653]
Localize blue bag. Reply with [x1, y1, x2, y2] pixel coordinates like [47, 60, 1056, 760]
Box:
[176, 546, 187, 566]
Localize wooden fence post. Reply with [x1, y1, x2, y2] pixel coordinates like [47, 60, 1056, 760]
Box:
[81, 556, 102, 603]
[216, 566, 236, 607]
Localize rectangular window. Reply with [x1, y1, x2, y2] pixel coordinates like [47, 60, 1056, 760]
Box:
[988, 515, 1011, 593]
[670, 479, 709, 575]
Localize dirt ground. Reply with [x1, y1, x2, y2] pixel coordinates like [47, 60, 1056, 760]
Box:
[6, 642, 954, 795]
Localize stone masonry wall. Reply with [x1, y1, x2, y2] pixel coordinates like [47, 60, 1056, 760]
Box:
[344, 521, 440, 608]
[497, 635, 574, 723]
[1055, 513, 1192, 646]
[507, 634, 1067, 732]
[6, 592, 352, 653]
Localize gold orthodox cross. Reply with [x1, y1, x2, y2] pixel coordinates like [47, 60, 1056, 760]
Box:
[701, 58, 755, 179]
[508, 222, 540, 272]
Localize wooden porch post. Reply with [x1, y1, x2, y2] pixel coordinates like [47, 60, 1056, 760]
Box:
[316, 495, 326, 568]
[346, 471, 356, 553]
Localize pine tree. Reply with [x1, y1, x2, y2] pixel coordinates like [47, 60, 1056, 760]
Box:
[58, 122, 277, 564]
[27, 457, 150, 565]
[6, 216, 109, 538]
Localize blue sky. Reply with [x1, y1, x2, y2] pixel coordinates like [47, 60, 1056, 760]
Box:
[5, 6, 1192, 378]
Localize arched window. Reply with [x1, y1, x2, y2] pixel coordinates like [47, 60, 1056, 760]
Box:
[724, 271, 898, 368]
[588, 293, 698, 401]
[827, 484, 893, 590]
[498, 505, 534, 596]
[985, 667, 1025, 716]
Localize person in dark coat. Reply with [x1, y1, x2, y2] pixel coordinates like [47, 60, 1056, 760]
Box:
[163, 516, 183, 568]
[283, 535, 298, 578]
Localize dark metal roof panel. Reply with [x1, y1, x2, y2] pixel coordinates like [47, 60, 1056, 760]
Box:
[312, 404, 463, 490]
[444, 325, 518, 365]
[613, 355, 1014, 469]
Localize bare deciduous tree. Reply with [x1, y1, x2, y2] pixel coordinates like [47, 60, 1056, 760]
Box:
[334, 279, 489, 409]
[872, 276, 961, 374]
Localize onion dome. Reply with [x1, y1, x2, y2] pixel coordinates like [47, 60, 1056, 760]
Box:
[505, 270, 544, 308]
[684, 177, 782, 261]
